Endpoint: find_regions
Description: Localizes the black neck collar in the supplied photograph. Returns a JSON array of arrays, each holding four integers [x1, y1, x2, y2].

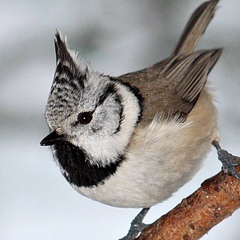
[[53, 142, 123, 187]]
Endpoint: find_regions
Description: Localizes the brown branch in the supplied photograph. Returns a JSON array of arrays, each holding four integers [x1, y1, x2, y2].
[[136, 167, 240, 240]]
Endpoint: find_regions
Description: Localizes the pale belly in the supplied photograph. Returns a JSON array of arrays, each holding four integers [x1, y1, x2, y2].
[[73, 89, 218, 208]]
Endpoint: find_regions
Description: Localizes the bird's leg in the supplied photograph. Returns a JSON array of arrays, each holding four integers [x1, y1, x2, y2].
[[212, 140, 240, 180], [119, 208, 150, 240]]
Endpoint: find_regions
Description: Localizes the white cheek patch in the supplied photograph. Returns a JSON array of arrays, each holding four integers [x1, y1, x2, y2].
[[91, 100, 121, 135], [71, 81, 141, 166]]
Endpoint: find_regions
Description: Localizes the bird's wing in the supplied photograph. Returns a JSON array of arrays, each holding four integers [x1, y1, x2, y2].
[[118, 0, 221, 124], [118, 49, 222, 124]]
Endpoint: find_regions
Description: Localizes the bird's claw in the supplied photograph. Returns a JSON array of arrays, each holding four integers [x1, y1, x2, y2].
[[212, 140, 240, 180], [119, 208, 149, 240]]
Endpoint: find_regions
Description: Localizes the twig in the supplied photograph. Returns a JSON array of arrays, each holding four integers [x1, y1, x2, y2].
[[136, 167, 240, 240]]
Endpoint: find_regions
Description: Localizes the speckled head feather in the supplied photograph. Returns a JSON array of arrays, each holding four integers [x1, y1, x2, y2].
[[45, 32, 88, 129], [44, 31, 142, 169]]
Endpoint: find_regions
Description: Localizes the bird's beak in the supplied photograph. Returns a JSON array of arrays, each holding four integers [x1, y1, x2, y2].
[[40, 130, 65, 146]]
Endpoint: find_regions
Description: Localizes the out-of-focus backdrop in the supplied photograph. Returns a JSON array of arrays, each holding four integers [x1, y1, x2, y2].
[[1, 1, 240, 239]]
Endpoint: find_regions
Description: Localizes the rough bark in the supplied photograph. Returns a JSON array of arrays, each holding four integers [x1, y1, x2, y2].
[[137, 167, 240, 240]]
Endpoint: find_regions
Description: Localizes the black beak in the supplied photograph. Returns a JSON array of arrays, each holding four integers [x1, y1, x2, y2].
[[40, 130, 65, 146]]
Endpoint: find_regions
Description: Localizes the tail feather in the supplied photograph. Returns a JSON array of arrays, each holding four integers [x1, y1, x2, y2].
[[172, 0, 219, 56]]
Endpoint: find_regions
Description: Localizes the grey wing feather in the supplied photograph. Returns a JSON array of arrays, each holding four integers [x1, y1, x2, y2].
[[164, 49, 222, 103]]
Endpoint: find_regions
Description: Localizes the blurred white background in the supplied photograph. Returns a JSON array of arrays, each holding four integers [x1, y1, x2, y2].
[[1, 1, 240, 239]]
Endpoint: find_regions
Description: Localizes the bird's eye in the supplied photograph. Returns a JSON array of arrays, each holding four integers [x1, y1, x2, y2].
[[78, 112, 93, 124]]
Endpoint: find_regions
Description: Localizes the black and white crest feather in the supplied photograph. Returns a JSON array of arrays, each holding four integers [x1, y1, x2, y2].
[[46, 32, 86, 128], [44, 31, 142, 187]]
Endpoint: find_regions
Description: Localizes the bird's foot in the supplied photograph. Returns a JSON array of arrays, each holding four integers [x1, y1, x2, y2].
[[119, 208, 150, 240], [212, 140, 240, 180]]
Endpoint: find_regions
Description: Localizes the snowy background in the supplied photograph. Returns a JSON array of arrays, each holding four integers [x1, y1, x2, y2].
[[1, 1, 240, 239]]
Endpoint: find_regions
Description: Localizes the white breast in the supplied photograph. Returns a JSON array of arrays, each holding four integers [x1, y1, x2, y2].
[[72, 88, 218, 208]]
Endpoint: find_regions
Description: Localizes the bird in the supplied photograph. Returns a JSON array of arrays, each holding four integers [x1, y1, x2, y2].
[[40, 0, 238, 239]]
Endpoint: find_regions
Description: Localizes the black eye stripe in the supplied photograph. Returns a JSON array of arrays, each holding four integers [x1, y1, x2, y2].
[[97, 83, 118, 107], [112, 102, 124, 134]]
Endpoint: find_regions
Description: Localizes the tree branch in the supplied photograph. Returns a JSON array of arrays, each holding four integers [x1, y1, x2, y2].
[[136, 167, 240, 240]]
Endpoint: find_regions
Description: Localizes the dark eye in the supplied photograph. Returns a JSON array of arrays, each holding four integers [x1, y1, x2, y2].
[[78, 112, 93, 124]]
